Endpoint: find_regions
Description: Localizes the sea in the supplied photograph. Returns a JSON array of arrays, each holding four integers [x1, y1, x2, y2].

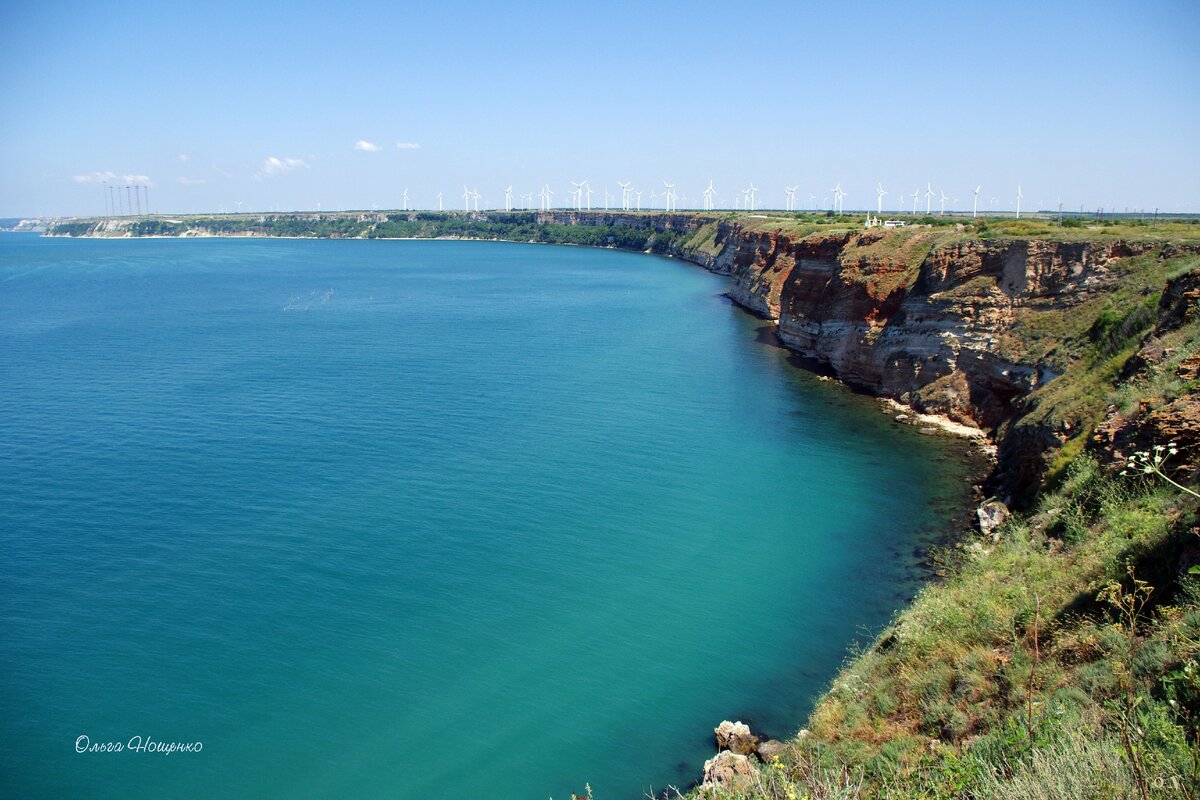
[[0, 234, 972, 799]]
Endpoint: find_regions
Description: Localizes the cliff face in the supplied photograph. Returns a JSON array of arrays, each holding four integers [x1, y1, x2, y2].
[[531, 210, 710, 232], [676, 223, 1196, 503], [781, 237, 1155, 425]]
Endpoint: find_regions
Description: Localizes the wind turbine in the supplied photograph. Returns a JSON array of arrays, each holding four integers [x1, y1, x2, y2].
[[570, 181, 585, 211], [504, 185, 513, 212], [912, 188, 920, 215], [1016, 185, 1023, 219], [635, 191, 642, 211], [618, 181, 632, 211], [925, 183, 935, 215], [972, 185, 981, 218], [831, 183, 845, 214], [784, 185, 797, 212], [662, 181, 676, 211], [704, 180, 716, 212], [747, 183, 757, 211], [402, 188, 409, 211], [472, 187, 481, 212], [584, 181, 594, 211], [876, 183, 887, 216], [437, 191, 444, 211], [939, 191, 949, 216], [462, 185, 471, 212]]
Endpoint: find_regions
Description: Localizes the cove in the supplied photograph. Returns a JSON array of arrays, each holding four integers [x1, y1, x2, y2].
[[0, 236, 973, 799]]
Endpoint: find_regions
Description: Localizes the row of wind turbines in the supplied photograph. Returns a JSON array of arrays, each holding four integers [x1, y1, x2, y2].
[[387, 181, 1030, 218], [794, 182, 1026, 219], [866, 182, 1025, 219]]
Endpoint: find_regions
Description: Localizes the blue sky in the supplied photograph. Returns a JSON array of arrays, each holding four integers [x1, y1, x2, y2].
[[1, 0, 1197, 217]]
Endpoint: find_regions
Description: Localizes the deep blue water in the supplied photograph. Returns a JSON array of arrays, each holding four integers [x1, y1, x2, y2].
[[0, 235, 968, 799]]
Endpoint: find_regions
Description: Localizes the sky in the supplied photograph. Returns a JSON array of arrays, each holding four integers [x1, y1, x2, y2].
[[1, 0, 1197, 217]]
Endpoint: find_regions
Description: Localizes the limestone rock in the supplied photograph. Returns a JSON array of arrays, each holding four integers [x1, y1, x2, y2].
[[714, 720, 759, 755], [977, 499, 1010, 540], [701, 751, 754, 792], [756, 739, 787, 761]]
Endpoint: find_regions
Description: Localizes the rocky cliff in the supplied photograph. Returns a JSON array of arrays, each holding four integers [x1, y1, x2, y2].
[[673, 222, 1200, 504]]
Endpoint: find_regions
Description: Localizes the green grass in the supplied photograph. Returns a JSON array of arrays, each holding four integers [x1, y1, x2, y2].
[[676, 220, 723, 257], [682, 455, 1200, 799]]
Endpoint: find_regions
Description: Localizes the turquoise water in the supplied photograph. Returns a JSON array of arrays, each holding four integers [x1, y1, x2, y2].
[[0, 235, 968, 799]]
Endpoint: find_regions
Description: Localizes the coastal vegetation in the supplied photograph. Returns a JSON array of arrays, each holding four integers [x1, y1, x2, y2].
[[682, 468, 1199, 798], [724, 457, 1200, 800], [47, 212, 696, 252]]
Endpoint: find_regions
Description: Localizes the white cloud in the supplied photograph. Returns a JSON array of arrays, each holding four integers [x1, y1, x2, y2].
[[72, 171, 152, 186], [178, 176, 206, 186], [72, 170, 117, 184], [395, 142, 422, 150], [177, 153, 191, 162], [354, 140, 382, 152], [254, 156, 309, 181], [211, 164, 235, 178]]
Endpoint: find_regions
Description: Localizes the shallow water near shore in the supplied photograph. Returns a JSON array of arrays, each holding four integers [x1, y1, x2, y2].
[[0, 235, 973, 799]]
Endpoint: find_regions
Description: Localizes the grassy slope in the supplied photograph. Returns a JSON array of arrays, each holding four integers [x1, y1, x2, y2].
[[703, 469, 1199, 799], [732, 212, 1200, 246], [1003, 253, 1200, 483]]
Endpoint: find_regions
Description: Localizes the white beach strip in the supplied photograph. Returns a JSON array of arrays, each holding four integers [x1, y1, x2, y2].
[[880, 398, 988, 439]]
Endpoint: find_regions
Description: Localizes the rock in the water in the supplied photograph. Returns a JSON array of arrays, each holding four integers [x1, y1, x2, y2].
[[701, 751, 754, 792], [977, 499, 1010, 540], [895, 413, 910, 422], [714, 720, 759, 755], [756, 738, 787, 761]]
